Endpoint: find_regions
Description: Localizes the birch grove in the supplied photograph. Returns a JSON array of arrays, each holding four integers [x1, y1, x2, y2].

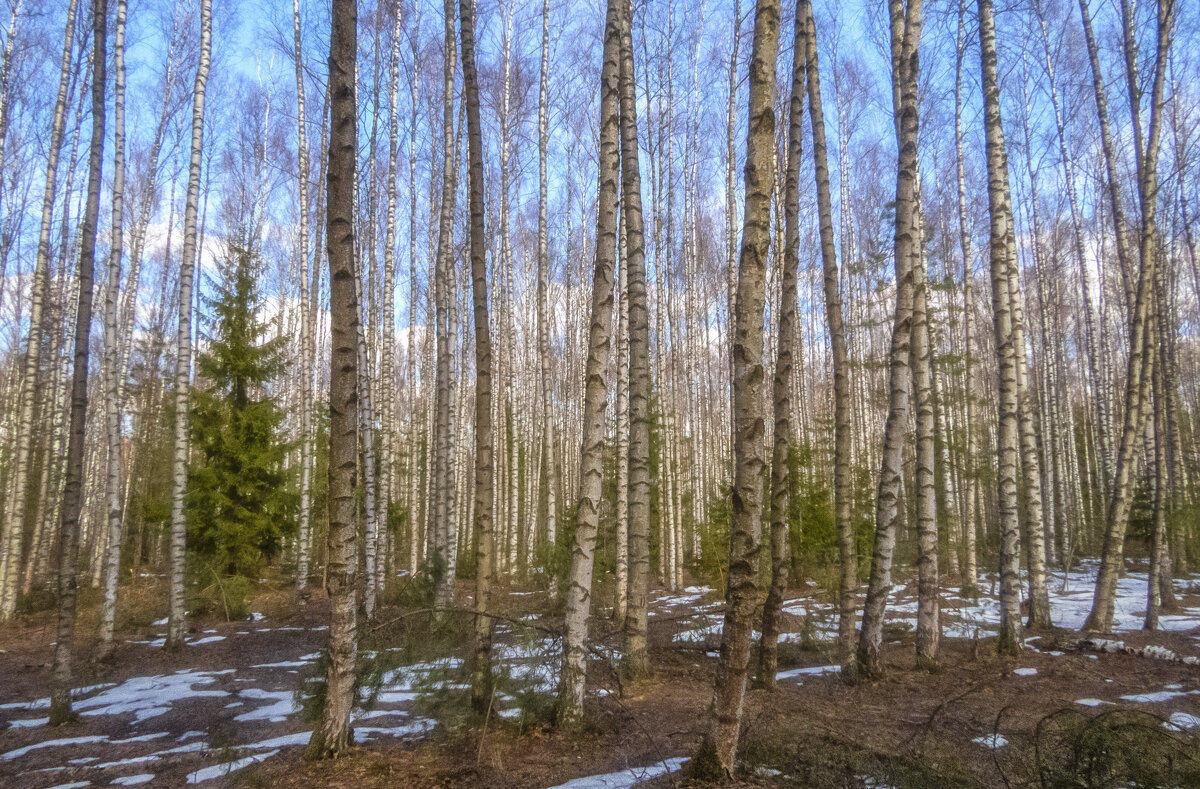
[[0, 0, 1198, 780]]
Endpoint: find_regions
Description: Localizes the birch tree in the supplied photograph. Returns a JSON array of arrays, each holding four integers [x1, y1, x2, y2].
[[758, 0, 804, 688], [459, 0, 494, 715], [166, 0, 212, 651], [698, 0, 779, 775], [618, 0, 652, 680], [978, 0, 1023, 654], [1085, 0, 1176, 634], [0, 0, 79, 622], [308, 0, 360, 759], [50, 0, 106, 726], [557, 0, 620, 729], [429, 0, 458, 607], [858, 0, 922, 681], [799, 0, 854, 673], [292, 0, 315, 597], [97, 0, 127, 659]]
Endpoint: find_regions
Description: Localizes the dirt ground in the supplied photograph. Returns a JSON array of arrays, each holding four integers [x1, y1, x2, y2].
[[2, 575, 1200, 788], [246, 624, 1200, 788]]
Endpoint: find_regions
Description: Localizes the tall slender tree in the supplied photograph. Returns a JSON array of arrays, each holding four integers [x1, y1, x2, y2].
[[166, 0, 212, 651], [758, 0, 805, 688], [459, 0, 494, 715], [557, 0, 621, 730], [49, 0, 106, 726], [307, 0, 359, 758], [97, 0, 128, 659], [0, 0, 79, 622], [292, 0, 316, 598], [698, 0, 779, 775], [1084, 0, 1176, 634], [978, 0, 1023, 654], [858, 0, 922, 680], [799, 0, 854, 674], [618, 0, 651, 680], [429, 0, 459, 607]]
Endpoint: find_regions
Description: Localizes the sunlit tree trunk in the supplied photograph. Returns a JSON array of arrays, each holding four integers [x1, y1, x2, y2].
[[459, 0, 494, 715], [97, 0, 127, 659], [292, 0, 315, 597], [912, 205, 939, 669], [977, 0, 1022, 655], [308, 0, 359, 759], [49, 0, 105, 726], [1084, 0, 1175, 634], [557, 0, 620, 730], [953, 0, 978, 594], [615, 233, 630, 623], [430, 0, 458, 607], [536, 0, 557, 563], [166, 0, 212, 651], [698, 0, 779, 776], [618, 0, 651, 680], [0, 0, 79, 622], [795, 0, 855, 674], [857, 0, 921, 681], [758, 0, 804, 688]]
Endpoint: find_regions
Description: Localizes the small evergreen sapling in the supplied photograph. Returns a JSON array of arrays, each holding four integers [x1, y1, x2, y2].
[[187, 247, 296, 583]]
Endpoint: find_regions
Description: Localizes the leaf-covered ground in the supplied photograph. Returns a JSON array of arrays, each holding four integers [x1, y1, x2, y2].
[[2, 562, 1199, 788]]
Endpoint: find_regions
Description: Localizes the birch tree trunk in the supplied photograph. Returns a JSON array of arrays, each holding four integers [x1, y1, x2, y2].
[[615, 232, 630, 623], [912, 210, 939, 668], [857, 0, 921, 681], [758, 0, 804, 688], [799, 0, 854, 673], [536, 0, 557, 560], [953, 0, 978, 595], [618, 0, 652, 681], [977, 0, 1023, 655], [49, 0, 105, 726], [357, 253, 379, 619], [724, 0, 741, 452], [1084, 0, 1175, 634], [308, 0, 359, 758], [557, 0, 620, 729], [292, 0, 315, 597], [166, 0, 212, 651], [97, 0, 127, 659], [697, 0, 779, 776], [429, 0, 458, 608], [0, 0, 79, 622], [459, 0, 494, 716]]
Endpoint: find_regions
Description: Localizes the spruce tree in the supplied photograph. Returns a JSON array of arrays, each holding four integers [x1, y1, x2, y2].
[[187, 247, 295, 579]]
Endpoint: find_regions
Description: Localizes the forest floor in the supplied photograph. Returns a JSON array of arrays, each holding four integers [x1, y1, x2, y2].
[[3, 561, 1200, 788]]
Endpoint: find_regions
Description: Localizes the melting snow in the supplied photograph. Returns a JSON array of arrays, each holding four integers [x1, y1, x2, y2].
[[1118, 690, 1197, 703], [542, 757, 689, 789], [973, 734, 1008, 749], [232, 689, 300, 722], [1012, 668, 1038, 676], [186, 749, 279, 783], [1166, 712, 1200, 730], [3, 736, 108, 761], [776, 665, 841, 680]]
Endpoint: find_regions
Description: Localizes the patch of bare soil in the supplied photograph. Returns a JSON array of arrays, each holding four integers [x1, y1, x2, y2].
[[247, 610, 1200, 788]]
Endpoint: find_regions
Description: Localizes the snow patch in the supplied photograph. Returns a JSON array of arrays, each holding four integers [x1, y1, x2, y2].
[[542, 757, 689, 788], [186, 749, 279, 783], [973, 734, 1008, 749]]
